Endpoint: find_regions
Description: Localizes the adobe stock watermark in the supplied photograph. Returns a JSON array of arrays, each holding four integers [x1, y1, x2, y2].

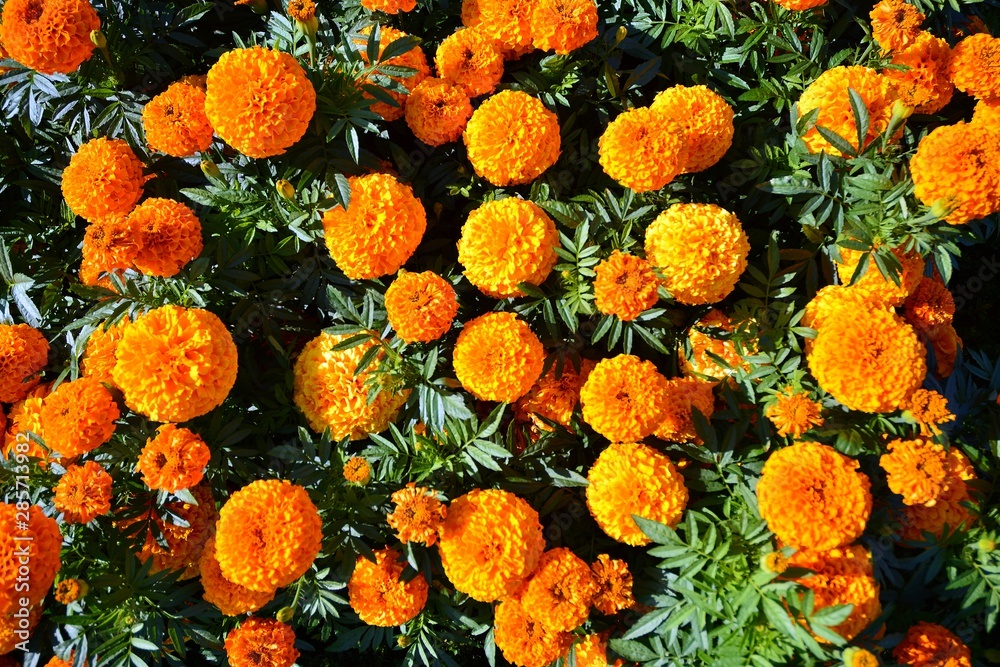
[[10, 431, 36, 652], [543, 497, 588, 546], [952, 253, 1000, 312]]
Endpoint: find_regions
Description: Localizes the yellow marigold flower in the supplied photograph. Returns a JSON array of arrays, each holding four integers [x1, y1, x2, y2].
[[590, 554, 633, 615], [205, 46, 316, 158], [435, 27, 504, 98], [787, 545, 881, 641], [679, 309, 747, 381], [457, 198, 559, 298], [142, 79, 214, 157], [802, 285, 887, 344], [0, 323, 48, 403], [949, 33, 1000, 101], [61, 137, 147, 224], [357, 26, 430, 121], [293, 332, 407, 439], [80, 317, 130, 387], [0, 503, 61, 615], [894, 622, 971, 667], [113, 305, 238, 422], [797, 66, 899, 156], [521, 548, 597, 632], [651, 85, 735, 173], [654, 376, 715, 443], [599, 107, 688, 192], [904, 276, 955, 332], [286, 0, 315, 20], [762, 551, 789, 574], [808, 306, 926, 412], [0, 607, 41, 655], [645, 203, 750, 306], [870, 0, 925, 52], [39, 377, 119, 458], [515, 358, 595, 431], [348, 547, 428, 627], [54, 578, 87, 604], [570, 634, 614, 667], [343, 457, 372, 485], [765, 388, 824, 438], [2, 385, 50, 464], [477, 0, 535, 54], [593, 250, 659, 321], [0, 0, 99, 74], [404, 77, 473, 146], [385, 270, 458, 344], [971, 97, 1000, 126], [883, 31, 953, 115], [199, 537, 275, 616], [580, 354, 669, 442], [757, 441, 872, 551], [773, 0, 827, 10], [361, 0, 416, 13], [587, 442, 688, 545], [215, 479, 323, 593], [387, 483, 446, 546], [910, 122, 1000, 224], [453, 312, 544, 403], [464, 90, 561, 186], [128, 198, 204, 277], [903, 388, 955, 436], [225, 617, 299, 667], [120, 483, 217, 577], [843, 648, 880, 667], [321, 173, 427, 280], [493, 590, 574, 667], [136, 424, 211, 492], [53, 461, 112, 524], [529, 0, 598, 54], [835, 246, 924, 307], [437, 488, 544, 602], [880, 437, 959, 506]]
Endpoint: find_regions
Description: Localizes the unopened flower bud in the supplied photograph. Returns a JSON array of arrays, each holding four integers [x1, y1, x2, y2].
[[615, 26, 628, 46], [978, 538, 996, 553], [276, 606, 295, 623], [276, 179, 295, 200], [200, 160, 221, 179], [930, 198, 954, 220], [891, 99, 914, 121], [90, 30, 107, 49]]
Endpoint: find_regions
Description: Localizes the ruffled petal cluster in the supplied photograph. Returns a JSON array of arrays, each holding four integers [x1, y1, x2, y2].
[[521, 548, 596, 632], [599, 107, 689, 192], [529, 0, 598, 55], [910, 122, 1000, 224], [883, 31, 953, 115], [654, 376, 715, 443], [39, 376, 119, 458], [0, 0, 99, 74], [348, 547, 428, 626], [128, 198, 204, 277], [580, 354, 670, 442], [834, 246, 924, 307], [405, 77, 473, 146], [199, 537, 275, 616], [590, 554, 633, 615], [142, 78, 214, 157], [651, 85, 735, 173], [679, 309, 747, 381], [452, 312, 544, 403], [949, 33, 1000, 101], [493, 591, 573, 667], [593, 250, 659, 321], [515, 358, 595, 431], [61, 137, 147, 224], [80, 318, 130, 387], [0, 503, 62, 615], [797, 66, 898, 156], [53, 461, 112, 524], [225, 617, 299, 667], [385, 270, 459, 343], [870, 0, 925, 52], [136, 424, 211, 492], [435, 27, 504, 98], [0, 323, 48, 403]]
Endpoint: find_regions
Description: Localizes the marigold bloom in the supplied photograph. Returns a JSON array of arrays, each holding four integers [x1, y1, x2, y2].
[[293, 332, 407, 439], [357, 26, 430, 121], [787, 545, 881, 641], [798, 66, 899, 156], [972, 97, 1000, 126], [136, 424, 211, 492], [654, 376, 714, 443], [205, 46, 316, 158], [435, 27, 504, 98], [128, 198, 204, 277], [215, 479, 323, 593], [844, 648, 880, 667], [113, 305, 238, 422], [0, 0, 99, 74], [870, 0, 925, 52], [910, 122, 1000, 224], [893, 622, 971, 667], [348, 547, 428, 626], [452, 312, 545, 403], [142, 79, 214, 157], [121, 483, 217, 577], [0, 503, 62, 614], [322, 173, 427, 280], [949, 33, 1000, 101], [461, 0, 481, 26], [286, 0, 315, 19], [926, 322, 961, 377], [802, 285, 887, 347], [343, 457, 372, 485], [385, 271, 458, 344], [571, 635, 614, 667], [772, 0, 826, 9], [0, 323, 48, 403], [199, 537, 275, 616], [477, 0, 535, 54], [515, 358, 595, 431], [762, 551, 789, 574], [361, 0, 415, 13], [521, 548, 596, 632], [651, 85, 735, 173], [904, 276, 955, 332], [61, 137, 147, 224], [590, 554, 633, 615], [593, 250, 659, 321], [580, 354, 669, 442], [39, 377, 119, 458], [529, 0, 598, 54], [901, 471, 977, 541], [404, 77, 473, 146], [458, 198, 559, 298], [883, 31, 953, 115], [757, 441, 872, 551], [599, 107, 688, 192], [645, 203, 750, 306], [493, 591, 574, 667], [835, 246, 925, 307], [880, 437, 958, 506], [2, 385, 49, 464], [437, 488, 544, 601], [80, 317, 130, 387], [54, 578, 87, 604], [387, 483, 446, 545], [225, 618, 299, 667], [54, 461, 112, 524], [903, 388, 955, 436], [79, 214, 138, 289], [765, 388, 824, 438], [680, 309, 747, 381]]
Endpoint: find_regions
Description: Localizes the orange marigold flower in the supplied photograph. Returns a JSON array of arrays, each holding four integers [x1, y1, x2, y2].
[[199, 537, 275, 616], [870, 0, 925, 52], [765, 388, 824, 438], [894, 622, 971, 667], [113, 305, 238, 422], [54, 578, 87, 604], [515, 358, 595, 431], [343, 457, 372, 485], [225, 617, 299, 667], [0, 0, 99, 74], [348, 547, 428, 626], [903, 388, 955, 436], [645, 203, 750, 306], [593, 250, 659, 321], [387, 483, 446, 546], [215, 479, 323, 593], [357, 26, 430, 121], [128, 198, 204, 277], [599, 107, 688, 192], [53, 461, 112, 524], [522, 548, 597, 632], [293, 332, 407, 439], [435, 27, 504, 98], [926, 322, 961, 377], [901, 469, 977, 541], [835, 246, 925, 307], [654, 376, 715, 443], [910, 122, 1000, 224], [464, 90, 561, 186], [205, 46, 316, 158], [477, 0, 535, 54], [39, 377, 119, 458], [587, 442, 688, 545], [904, 276, 955, 332], [2, 385, 50, 464], [797, 66, 899, 156], [972, 97, 1000, 126], [120, 483, 217, 577], [142, 79, 214, 157], [80, 213, 138, 288], [404, 77, 473, 146], [844, 648, 880, 667], [61, 137, 147, 224], [437, 488, 544, 602], [773, 0, 827, 10], [880, 437, 959, 506], [457, 198, 559, 298], [321, 173, 427, 280], [0, 503, 62, 614], [883, 31, 953, 115], [570, 634, 613, 667], [590, 554, 634, 615], [461, 0, 481, 26], [385, 271, 458, 344], [803, 285, 887, 335], [493, 590, 574, 667], [787, 545, 882, 641], [949, 33, 1000, 100], [651, 85, 735, 173], [42, 656, 71, 667], [80, 317, 130, 387], [679, 309, 747, 381], [286, 0, 316, 20], [136, 424, 211, 492], [361, 0, 416, 14], [0, 323, 48, 403], [452, 312, 545, 403], [580, 354, 669, 442], [529, 0, 598, 54], [757, 441, 872, 551], [808, 306, 926, 412]]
